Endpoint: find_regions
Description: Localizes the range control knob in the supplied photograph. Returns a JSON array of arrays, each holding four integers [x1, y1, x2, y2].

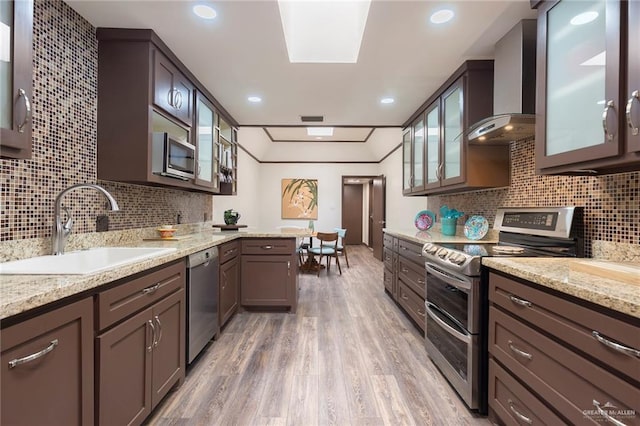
[[449, 254, 466, 265], [437, 248, 449, 258], [423, 243, 438, 255]]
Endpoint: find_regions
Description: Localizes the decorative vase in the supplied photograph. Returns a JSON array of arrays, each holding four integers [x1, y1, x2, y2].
[[224, 209, 240, 225], [441, 217, 457, 236]]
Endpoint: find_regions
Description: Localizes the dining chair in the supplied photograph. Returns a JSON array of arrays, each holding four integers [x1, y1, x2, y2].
[[322, 228, 349, 267], [307, 232, 341, 276]]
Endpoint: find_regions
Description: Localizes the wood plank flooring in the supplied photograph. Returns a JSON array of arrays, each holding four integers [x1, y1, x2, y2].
[[147, 246, 489, 425]]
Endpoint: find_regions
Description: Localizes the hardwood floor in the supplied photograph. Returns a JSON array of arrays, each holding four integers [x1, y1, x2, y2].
[[147, 245, 489, 425]]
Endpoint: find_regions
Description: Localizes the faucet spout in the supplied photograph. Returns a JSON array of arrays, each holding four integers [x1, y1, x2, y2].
[[52, 184, 120, 255]]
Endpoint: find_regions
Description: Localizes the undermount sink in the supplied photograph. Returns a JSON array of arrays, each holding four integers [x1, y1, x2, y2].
[[0, 247, 177, 275]]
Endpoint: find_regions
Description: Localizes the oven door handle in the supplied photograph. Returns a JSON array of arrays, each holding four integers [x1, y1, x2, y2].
[[425, 262, 472, 292], [425, 302, 471, 343]]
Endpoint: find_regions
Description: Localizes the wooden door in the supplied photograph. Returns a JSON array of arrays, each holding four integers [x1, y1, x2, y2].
[[151, 289, 185, 408], [97, 308, 153, 426], [342, 184, 363, 245], [371, 175, 386, 261]]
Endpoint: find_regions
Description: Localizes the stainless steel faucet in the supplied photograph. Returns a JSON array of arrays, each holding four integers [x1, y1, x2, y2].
[[52, 184, 120, 255]]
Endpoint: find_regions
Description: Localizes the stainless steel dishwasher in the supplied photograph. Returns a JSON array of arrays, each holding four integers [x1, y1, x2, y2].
[[186, 246, 219, 364]]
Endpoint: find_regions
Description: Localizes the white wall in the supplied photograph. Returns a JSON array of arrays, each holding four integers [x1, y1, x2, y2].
[[217, 127, 429, 233], [212, 148, 262, 227], [258, 163, 379, 231], [379, 148, 428, 230]]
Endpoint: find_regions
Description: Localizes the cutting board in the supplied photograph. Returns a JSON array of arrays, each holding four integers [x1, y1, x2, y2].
[[570, 260, 640, 285], [143, 235, 193, 242]]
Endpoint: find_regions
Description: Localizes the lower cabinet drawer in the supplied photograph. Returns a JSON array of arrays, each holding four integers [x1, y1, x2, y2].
[[489, 358, 564, 426], [398, 256, 425, 299], [383, 233, 395, 249], [383, 247, 394, 271], [398, 238, 423, 266], [241, 238, 295, 255], [490, 306, 640, 425], [398, 280, 425, 331], [219, 240, 239, 264], [97, 260, 185, 331]]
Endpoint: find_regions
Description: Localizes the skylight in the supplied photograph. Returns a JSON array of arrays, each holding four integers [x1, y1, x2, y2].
[[277, 0, 371, 63], [307, 127, 334, 137]]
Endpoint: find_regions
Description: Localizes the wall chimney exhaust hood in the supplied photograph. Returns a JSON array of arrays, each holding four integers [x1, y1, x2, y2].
[[468, 20, 537, 145]]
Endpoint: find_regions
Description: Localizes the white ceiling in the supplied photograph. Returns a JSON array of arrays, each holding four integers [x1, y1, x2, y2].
[[66, 0, 537, 128]]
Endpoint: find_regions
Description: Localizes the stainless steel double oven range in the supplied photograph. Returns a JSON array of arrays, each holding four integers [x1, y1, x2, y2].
[[421, 207, 584, 414]]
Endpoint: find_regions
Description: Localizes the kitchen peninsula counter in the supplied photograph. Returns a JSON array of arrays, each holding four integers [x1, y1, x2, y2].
[[483, 257, 640, 319], [0, 229, 309, 321]]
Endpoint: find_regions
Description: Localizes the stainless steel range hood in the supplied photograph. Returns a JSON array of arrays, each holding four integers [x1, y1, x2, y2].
[[468, 20, 537, 145]]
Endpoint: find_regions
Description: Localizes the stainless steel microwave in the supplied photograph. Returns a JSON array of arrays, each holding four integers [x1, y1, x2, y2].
[[152, 132, 195, 180]]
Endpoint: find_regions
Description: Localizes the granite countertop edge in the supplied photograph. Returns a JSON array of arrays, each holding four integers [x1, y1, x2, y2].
[[482, 257, 640, 320], [0, 230, 308, 321], [383, 228, 499, 244]]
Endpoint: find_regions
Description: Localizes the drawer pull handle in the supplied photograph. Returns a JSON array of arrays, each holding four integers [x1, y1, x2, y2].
[[142, 283, 161, 295], [417, 308, 425, 318], [509, 295, 532, 308], [401, 293, 408, 300], [155, 316, 162, 347], [8, 339, 59, 369], [593, 400, 629, 426], [261, 245, 273, 250], [417, 278, 425, 284], [592, 331, 640, 358], [508, 340, 533, 360], [401, 267, 409, 273], [507, 399, 532, 424]]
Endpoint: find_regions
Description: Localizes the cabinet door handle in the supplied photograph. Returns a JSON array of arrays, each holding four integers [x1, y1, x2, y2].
[[173, 89, 183, 110], [507, 399, 532, 424], [261, 245, 273, 250], [142, 283, 161, 295], [16, 88, 31, 133], [602, 100, 617, 141], [155, 315, 162, 347], [592, 331, 640, 358], [593, 400, 629, 426], [417, 308, 425, 318], [8, 339, 58, 369], [287, 261, 291, 277], [508, 340, 533, 360], [509, 294, 532, 308], [167, 88, 174, 108], [147, 320, 156, 352], [627, 90, 639, 136]]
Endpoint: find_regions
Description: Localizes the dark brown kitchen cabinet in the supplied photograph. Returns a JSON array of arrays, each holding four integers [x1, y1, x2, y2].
[[382, 232, 425, 332], [0, 0, 33, 159], [219, 240, 240, 327], [535, 0, 640, 174], [1, 297, 94, 425], [627, 0, 640, 154], [96, 28, 238, 194], [240, 238, 298, 312], [153, 50, 193, 126], [487, 271, 640, 425], [219, 119, 238, 195], [402, 61, 510, 195], [96, 261, 186, 426]]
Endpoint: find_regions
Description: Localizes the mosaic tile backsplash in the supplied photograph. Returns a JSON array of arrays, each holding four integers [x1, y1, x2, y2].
[[428, 140, 640, 257], [0, 0, 212, 242]]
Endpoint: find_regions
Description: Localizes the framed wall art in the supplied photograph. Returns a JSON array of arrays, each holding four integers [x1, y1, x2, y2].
[[281, 178, 318, 219]]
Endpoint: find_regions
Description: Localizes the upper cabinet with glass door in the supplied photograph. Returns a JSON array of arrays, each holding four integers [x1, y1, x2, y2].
[[194, 92, 219, 192], [218, 117, 237, 195], [535, 0, 639, 173], [402, 60, 509, 196], [1, 0, 33, 159], [402, 115, 425, 194], [626, 0, 640, 154]]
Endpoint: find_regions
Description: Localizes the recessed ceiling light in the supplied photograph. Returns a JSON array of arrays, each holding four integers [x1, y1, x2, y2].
[[248, 96, 262, 103], [430, 9, 454, 24], [570, 11, 598, 25], [278, 0, 371, 63], [193, 4, 217, 20], [380, 97, 395, 104], [307, 127, 334, 137]]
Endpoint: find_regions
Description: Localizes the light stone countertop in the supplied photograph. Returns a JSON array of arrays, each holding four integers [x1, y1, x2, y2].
[[383, 227, 499, 245], [482, 257, 640, 319], [0, 229, 309, 321]]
